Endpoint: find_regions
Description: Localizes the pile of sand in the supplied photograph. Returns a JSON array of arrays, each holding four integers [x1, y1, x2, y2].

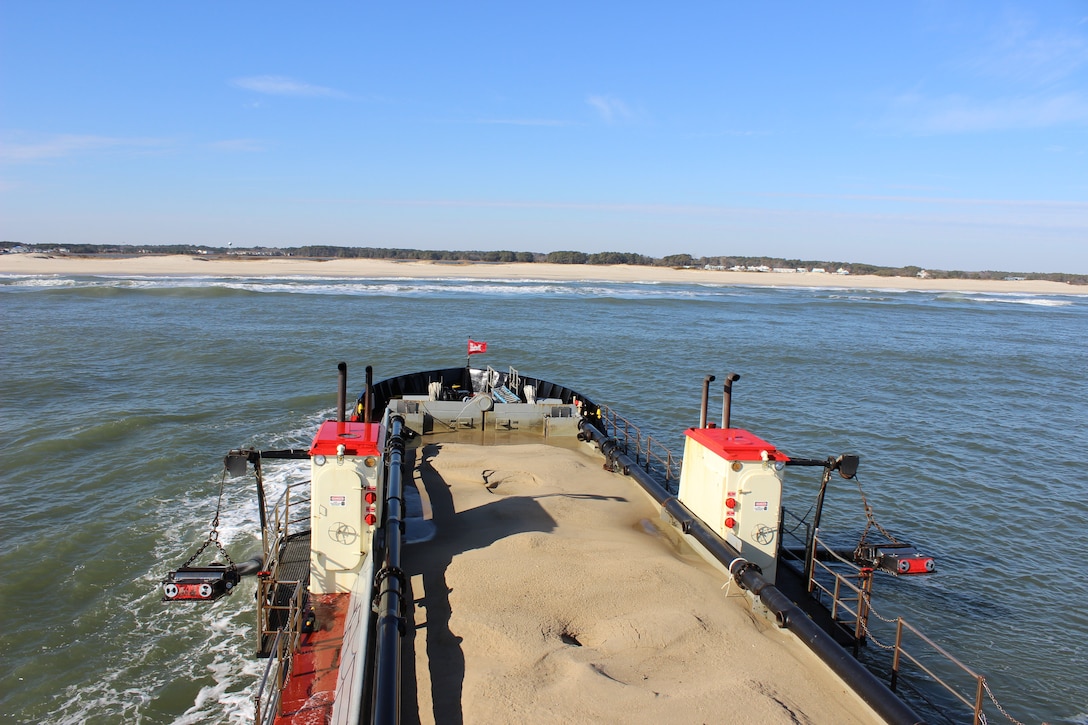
[[403, 441, 880, 724]]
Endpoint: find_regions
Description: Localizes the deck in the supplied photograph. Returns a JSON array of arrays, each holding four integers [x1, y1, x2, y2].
[[397, 434, 883, 725]]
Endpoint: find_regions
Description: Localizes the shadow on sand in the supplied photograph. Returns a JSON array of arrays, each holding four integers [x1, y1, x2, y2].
[[398, 442, 623, 725]]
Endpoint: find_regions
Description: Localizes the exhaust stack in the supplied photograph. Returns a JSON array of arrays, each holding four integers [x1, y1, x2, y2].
[[721, 373, 740, 429], [364, 365, 374, 424], [699, 375, 716, 428], [337, 362, 348, 423]]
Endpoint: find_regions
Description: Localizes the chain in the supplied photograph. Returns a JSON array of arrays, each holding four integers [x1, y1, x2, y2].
[[983, 679, 1025, 725], [181, 467, 236, 571], [859, 618, 897, 650], [854, 473, 901, 548]]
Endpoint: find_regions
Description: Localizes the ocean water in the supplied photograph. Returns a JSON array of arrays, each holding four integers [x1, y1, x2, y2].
[[1, 272, 1085, 724]]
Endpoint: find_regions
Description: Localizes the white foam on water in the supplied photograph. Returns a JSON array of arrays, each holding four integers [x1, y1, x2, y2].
[[937, 291, 1075, 307]]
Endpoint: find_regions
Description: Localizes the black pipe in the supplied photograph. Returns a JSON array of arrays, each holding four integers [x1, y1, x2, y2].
[[721, 373, 740, 429], [365, 365, 374, 424], [337, 362, 348, 423], [579, 421, 925, 725], [699, 375, 716, 428], [372, 414, 407, 725], [234, 556, 264, 577], [806, 465, 834, 583]]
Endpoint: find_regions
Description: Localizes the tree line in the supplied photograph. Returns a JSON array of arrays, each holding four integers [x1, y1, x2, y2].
[[2, 241, 1084, 285]]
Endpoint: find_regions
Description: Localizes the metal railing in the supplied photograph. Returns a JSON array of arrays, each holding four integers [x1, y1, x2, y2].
[[253, 475, 311, 723], [779, 507, 811, 568], [596, 404, 682, 490], [805, 533, 996, 723], [257, 479, 310, 646]]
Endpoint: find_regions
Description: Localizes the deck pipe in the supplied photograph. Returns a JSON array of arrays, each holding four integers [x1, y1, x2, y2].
[[365, 365, 374, 424], [721, 372, 741, 429], [337, 362, 348, 423], [372, 414, 407, 725], [578, 421, 925, 725], [699, 375, 716, 428]]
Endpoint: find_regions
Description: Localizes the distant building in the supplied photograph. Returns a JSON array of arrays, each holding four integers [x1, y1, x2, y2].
[[917, 269, 929, 279], [836, 268, 850, 275], [772, 267, 798, 274], [811, 268, 826, 274]]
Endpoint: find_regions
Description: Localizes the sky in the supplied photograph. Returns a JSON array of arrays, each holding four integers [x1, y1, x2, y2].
[[2, 2, 1087, 273]]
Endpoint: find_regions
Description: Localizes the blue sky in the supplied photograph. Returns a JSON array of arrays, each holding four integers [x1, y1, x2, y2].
[[2, 2, 1087, 273]]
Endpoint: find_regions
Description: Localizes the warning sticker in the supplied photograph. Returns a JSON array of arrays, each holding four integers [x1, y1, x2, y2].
[[330, 495, 347, 507], [754, 501, 769, 511]]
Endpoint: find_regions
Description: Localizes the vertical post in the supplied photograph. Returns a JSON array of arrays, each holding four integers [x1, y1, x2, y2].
[[891, 618, 904, 691], [805, 464, 834, 582], [807, 530, 819, 593], [253, 455, 268, 559]]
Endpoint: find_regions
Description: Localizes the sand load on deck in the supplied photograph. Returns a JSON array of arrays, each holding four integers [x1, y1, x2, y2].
[[403, 441, 880, 725]]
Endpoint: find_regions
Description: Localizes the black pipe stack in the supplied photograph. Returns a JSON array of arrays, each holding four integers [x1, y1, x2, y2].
[[699, 375, 716, 428], [337, 362, 348, 423], [365, 365, 374, 424], [721, 372, 740, 429]]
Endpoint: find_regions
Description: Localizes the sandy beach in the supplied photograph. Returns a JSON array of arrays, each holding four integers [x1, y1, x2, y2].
[[2, 253, 1084, 295], [405, 439, 883, 724]]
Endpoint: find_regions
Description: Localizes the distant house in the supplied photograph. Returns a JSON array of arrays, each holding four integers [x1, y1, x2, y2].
[[811, 268, 826, 274], [917, 269, 930, 279], [836, 268, 850, 275]]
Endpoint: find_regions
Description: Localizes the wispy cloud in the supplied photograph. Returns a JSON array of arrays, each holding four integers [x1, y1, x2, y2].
[[0, 134, 171, 162], [350, 195, 1088, 217], [587, 94, 634, 124], [965, 11, 1088, 86], [885, 90, 1088, 133], [881, 11, 1088, 134], [231, 75, 348, 99], [759, 191, 1088, 210]]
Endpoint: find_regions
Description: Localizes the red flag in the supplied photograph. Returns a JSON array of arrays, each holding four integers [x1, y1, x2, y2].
[[467, 339, 488, 355]]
